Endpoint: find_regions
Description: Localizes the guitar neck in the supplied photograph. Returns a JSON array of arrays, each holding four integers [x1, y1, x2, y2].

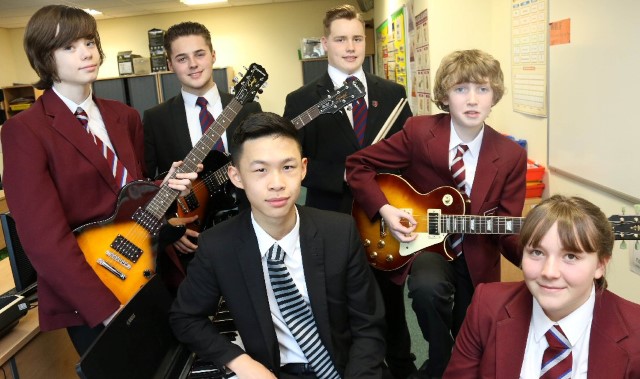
[[291, 106, 321, 130], [437, 213, 525, 235], [145, 99, 243, 219]]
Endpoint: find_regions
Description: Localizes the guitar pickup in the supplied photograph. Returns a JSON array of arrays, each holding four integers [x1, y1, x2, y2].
[[183, 192, 200, 211], [111, 235, 143, 263]]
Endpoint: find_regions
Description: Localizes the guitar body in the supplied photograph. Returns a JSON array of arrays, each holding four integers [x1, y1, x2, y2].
[[74, 181, 163, 304], [352, 174, 466, 271], [176, 150, 237, 232]]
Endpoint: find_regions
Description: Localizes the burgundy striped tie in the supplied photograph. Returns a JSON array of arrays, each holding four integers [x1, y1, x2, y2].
[[196, 97, 224, 152], [540, 325, 572, 379], [449, 144, 469, 256], [75, 107, 132, 188], [346, 76, 367, 147]]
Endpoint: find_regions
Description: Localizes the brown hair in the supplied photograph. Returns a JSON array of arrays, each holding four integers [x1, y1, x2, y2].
[[164, 21, 213, 58], [519, 195, 614, 289], [433, 49, 505, 112], [323, 4, 364, 36], [24, 5, 105, 90]]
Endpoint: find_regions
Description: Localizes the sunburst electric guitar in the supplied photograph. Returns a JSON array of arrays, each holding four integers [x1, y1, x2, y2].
[[175, 77, 367, 232], [352, 174, 639, 271], [74, 63, 268, 303]]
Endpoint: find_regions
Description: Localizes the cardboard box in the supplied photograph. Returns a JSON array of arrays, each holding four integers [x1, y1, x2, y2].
[[150, 49, 168, 72], [117, 51, 141, 76], [148, 28, 165, 48], [133, 57, 151, 75]]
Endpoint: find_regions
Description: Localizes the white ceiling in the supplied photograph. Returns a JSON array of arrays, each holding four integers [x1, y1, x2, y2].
[[0, 0, 306, 29]]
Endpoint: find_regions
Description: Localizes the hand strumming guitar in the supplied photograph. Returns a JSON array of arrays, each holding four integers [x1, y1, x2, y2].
[[379, 204, 418, 243]]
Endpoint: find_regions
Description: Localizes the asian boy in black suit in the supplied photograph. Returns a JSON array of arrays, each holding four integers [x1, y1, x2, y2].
[[170, 112, 386, 378]]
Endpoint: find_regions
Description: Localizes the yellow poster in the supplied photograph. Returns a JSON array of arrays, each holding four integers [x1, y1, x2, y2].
[[376, 7, 407, 88]]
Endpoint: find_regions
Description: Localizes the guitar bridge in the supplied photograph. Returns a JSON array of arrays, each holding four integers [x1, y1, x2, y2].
[[183, 192, 200, 211], [97, 258, 126, 281]]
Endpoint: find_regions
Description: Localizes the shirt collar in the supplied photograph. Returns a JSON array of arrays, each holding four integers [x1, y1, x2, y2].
[[252, 208, 301, 260], [327, 64, 366, 89], [53, 86, 95, 114], [449, 120, 484, 159], [181, 84, 220, 109], [531, 284, 596, 347]]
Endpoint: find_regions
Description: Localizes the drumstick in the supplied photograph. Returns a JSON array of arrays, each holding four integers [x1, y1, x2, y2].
[[373, 98, 407, 144]]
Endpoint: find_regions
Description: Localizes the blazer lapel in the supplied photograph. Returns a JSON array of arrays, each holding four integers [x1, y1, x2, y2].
[[234, 212, 280, 366], [587, 291, 629, 378], [496, 284, 532, 378], [297, 207, 334, 356], [316, 73, 360, 150], [170, 94, 193, 152], [363, 73, 383, 146], [470, 127, 499, 214], [96, 97, 138, 180], [43, 91, 118, 192], [425, 115, 455, 184]]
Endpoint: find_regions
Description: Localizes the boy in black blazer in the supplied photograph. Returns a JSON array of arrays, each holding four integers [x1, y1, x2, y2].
[[170, 112, 385, 378]]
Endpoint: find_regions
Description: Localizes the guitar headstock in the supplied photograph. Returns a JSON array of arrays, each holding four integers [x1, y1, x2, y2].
[[317, 77, 366, 114], [609, 214, 640, 240], [233, 63, 268, 104]]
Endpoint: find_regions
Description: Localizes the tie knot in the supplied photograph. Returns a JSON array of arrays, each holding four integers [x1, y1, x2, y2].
[[75, 107, 89, 127], [267, 243, 286, 263], [457, 144, 469, 155], [196, 96, 208, 109], [346, 75, 357, 83], [545, 325, 570, 350]]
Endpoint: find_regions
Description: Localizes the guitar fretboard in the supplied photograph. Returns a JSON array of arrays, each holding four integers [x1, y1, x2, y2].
[[145, 99, 243, 220], [431, 213, 525, 235], [292, 107, 321, 129]]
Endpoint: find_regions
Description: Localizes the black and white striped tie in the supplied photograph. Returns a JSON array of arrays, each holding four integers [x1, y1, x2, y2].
[[266, 243, 340, 379]]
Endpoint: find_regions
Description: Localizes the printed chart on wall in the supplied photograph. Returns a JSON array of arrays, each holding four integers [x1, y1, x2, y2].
[[511, 0, 548, 116], [409, 7, 431, 115], [375, 7, 408, 94]]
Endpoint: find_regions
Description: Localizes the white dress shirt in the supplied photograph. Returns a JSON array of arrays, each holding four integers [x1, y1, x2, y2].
[[519, 285, 595, 378], [251, 208, 309, 365], [181, 84, 228, 152], [448, 122, 484, 196], [327, 64, 368, 128]]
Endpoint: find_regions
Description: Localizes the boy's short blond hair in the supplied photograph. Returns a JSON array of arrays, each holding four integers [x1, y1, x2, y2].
[[433, 50, 504, 112]]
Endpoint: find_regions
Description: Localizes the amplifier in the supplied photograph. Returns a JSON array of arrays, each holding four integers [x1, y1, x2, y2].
[[0, 294, 29, 338]]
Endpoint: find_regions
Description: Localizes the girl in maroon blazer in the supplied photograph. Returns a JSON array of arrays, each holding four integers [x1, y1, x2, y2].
[[444, 195, 640, 378], [1, 5, 197, 355]]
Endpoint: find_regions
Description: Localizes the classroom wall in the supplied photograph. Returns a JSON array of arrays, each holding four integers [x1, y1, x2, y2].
[[6, 0, 359, 114], [0, 27, 17, 87], [376, 0, 638, 302]]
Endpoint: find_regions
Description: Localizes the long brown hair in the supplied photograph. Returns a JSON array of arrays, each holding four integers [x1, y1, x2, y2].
[[24, 5, 104, 89]]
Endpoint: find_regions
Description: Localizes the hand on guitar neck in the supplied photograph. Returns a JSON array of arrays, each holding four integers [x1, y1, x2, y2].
[[379, 204, 419, 243]]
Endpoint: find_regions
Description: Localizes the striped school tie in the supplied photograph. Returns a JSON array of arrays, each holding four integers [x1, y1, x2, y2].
[[449, 144, 469, 256], [346, 76, 367, 147], [540, 325, 572, 379], [74, 107, 132, 188], [196, 96, 225, 152], [266, 243, 341, 379]]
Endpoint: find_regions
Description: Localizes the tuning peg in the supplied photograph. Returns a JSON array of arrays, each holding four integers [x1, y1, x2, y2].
[[257, 89, 263, 94], [261, 82, 268, 88], [254, 95, 260, 101], [232, 76, 239, 84], [620, 240, 627, 249], [635, 204, 640, 214]]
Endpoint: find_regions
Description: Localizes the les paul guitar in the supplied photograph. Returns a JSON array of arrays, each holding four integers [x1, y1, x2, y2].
[[176, 77, 367, 232], [74, 63, 268, 303], [353, 173, 640, 271]]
